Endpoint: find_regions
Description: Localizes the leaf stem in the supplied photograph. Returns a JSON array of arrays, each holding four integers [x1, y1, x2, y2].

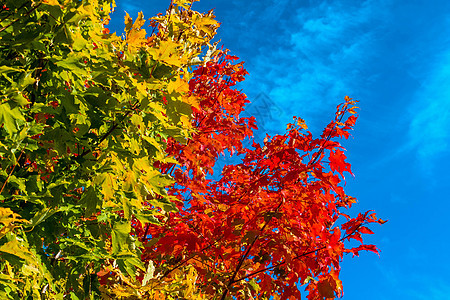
[[78, 101, 140, 159], [0, 1, 29, 24], [0, 148, 25, 194], [231, 223, 364, 283], [220, 199, 284, 300], [0, 3, 42, 34]]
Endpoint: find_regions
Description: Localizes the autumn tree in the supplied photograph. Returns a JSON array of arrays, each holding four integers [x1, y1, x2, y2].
[[0, 0, 384, 299], [135, 49, 386, 299], [0, 0, 217, 298]]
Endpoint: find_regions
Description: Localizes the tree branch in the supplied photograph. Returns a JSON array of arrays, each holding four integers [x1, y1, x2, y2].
[[220, 199, 284, 300], [0, 3, 42, 34], [231, 223, 364, 284], [77, 102, 140, 159], [0, 148, 25, 194]]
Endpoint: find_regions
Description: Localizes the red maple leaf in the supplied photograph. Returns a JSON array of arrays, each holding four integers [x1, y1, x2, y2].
[[329, 149, 352, 178]]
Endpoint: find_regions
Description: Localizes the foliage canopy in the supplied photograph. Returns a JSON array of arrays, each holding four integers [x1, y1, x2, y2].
[[0, 0, 384, 299]]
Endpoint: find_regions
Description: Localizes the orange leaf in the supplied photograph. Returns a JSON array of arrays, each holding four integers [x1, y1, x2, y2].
[[317, 279, 335, 298]]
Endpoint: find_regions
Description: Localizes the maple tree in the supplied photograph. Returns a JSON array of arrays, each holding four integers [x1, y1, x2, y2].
[[0, 0, 385, 299], [0, 0, 217, 298], [135, 52, 386, 299]]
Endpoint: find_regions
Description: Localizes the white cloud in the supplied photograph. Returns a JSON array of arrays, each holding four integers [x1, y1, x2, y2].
[[407, 50, 450, 163], [373, 261, 450, 300], [405, 276, 450, 300], [120, 2, 141, 15], [243, 0, 393, 131]]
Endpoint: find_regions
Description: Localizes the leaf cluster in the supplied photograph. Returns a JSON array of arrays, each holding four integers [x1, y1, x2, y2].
[[0, 0, 385, 299], [139, 54, 386, 299], [0, 0, 219, 298]]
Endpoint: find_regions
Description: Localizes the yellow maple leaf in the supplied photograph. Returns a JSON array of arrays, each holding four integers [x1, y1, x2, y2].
[[42, 0, 60, 6], [167, 77, 189, 94], [148, 40, 185, 67], [0, 208, 27, 238], [127, 28, 147, 50], [133, 11, 146, 30]]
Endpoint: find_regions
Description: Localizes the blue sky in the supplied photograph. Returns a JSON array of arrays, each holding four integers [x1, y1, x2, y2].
[[111, 1, 450, 299]]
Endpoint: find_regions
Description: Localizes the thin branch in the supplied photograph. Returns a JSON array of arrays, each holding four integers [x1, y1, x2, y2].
[[77, 102, 140, 159], [220, 199, 284, 300], [0, 148, 25, 194], [231, 223, 364, 283], [307, 104, 349, 168], [160, 234, 225, 280], [0, 3, 42, 34], [0, 1, 29, 24], [141, 223, 150, 242]]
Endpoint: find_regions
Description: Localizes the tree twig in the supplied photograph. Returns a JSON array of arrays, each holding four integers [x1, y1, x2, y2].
[[219, 199, 284, 300], [231, 223, 364, 283], [0, 148, 25, 194], [0, 3, 42, 34]]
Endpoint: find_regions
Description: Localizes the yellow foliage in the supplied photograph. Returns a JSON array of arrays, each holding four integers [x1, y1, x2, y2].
[[0, 207, 27, 239], [42, 0, 60, 6], [0, 0, 220, 297], [98, 262, 206, 300]]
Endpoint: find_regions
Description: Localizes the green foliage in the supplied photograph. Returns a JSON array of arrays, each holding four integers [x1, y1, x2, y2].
[[0, 0, 217, 297]]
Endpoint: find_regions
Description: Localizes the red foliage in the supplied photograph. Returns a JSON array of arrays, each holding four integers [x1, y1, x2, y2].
[[135, 50, 384, 299]]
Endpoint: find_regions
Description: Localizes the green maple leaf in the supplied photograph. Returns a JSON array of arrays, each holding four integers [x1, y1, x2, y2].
[[0, 103, 25, 135]]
